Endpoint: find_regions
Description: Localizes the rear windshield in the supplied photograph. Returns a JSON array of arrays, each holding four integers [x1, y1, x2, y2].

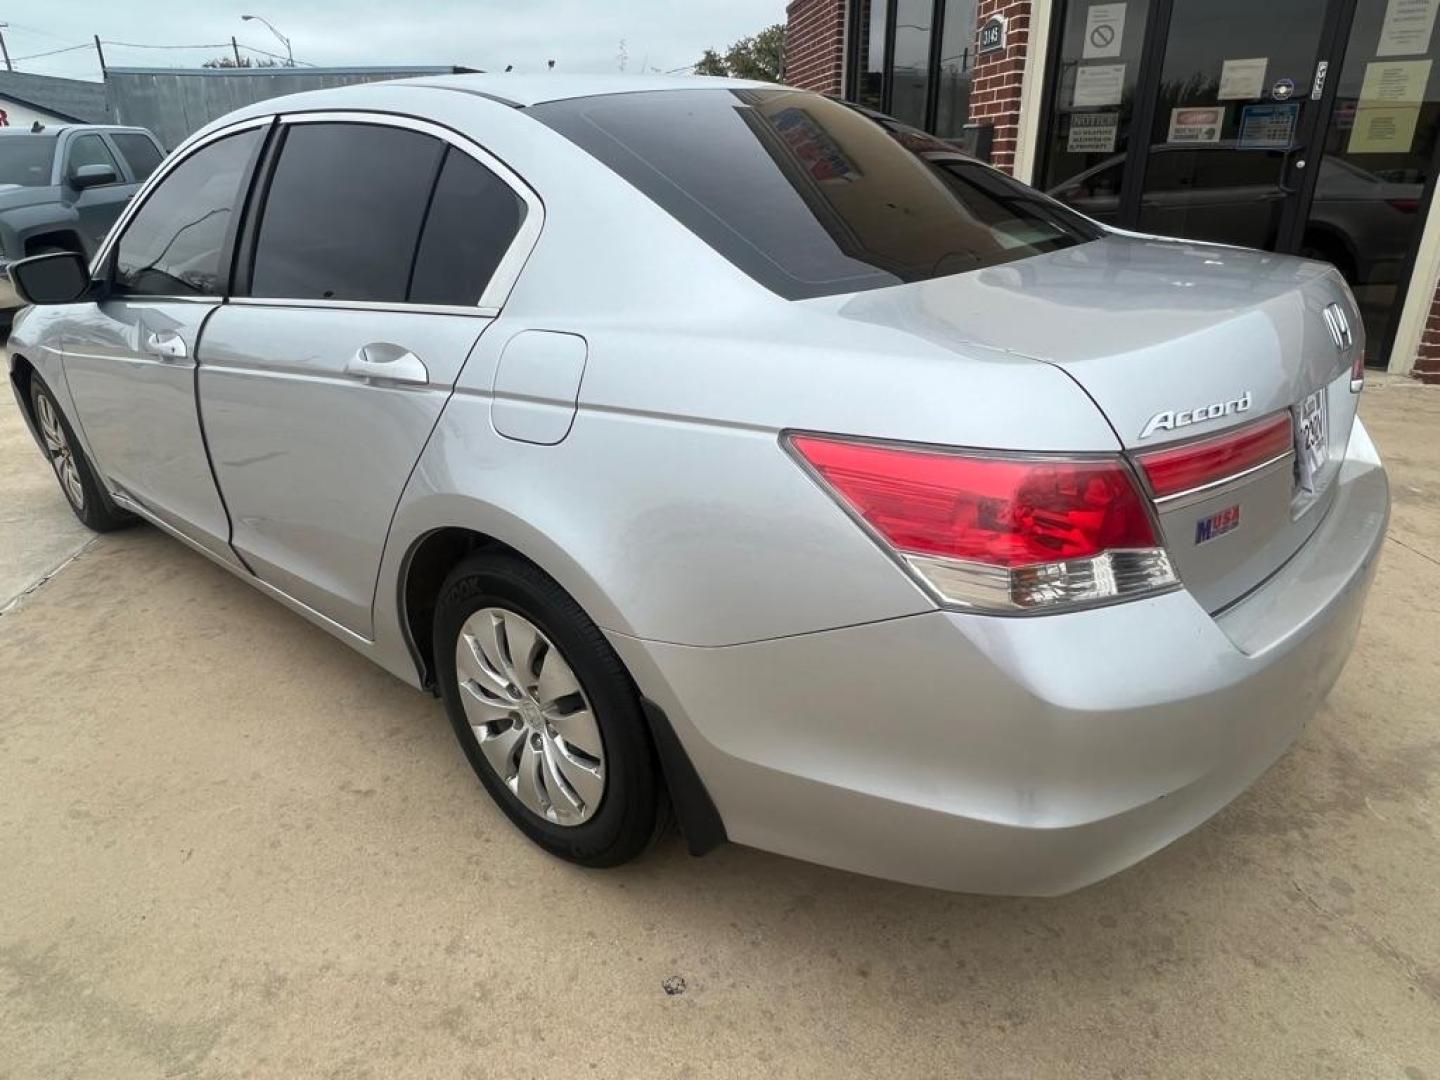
[[531, 88, 1101, 300], [0, 137, 57, 188]]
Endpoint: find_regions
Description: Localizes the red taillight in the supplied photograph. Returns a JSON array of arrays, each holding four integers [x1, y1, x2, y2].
[[788, 434, 1176, 612], [1387, 197, 1419, 214], [1135, 412, 1293, 500]]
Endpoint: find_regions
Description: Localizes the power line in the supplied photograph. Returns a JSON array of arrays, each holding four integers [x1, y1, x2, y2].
[[101, 40, 234, 50], [6, 37, 317, 70], [9, 42, 92, 62], [0, 20, 73, 43]]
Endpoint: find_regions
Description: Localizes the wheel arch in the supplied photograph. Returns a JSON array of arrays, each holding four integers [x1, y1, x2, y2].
[[7, 351, 46, 452], [394, 516, 632, 695], [393, 518, 728, 855]]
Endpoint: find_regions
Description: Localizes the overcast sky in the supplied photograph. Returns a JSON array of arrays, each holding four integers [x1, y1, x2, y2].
[[1, 0, 787, 82]]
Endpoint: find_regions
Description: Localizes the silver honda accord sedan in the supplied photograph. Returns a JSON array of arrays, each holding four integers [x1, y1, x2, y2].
[[6, 74, 1389, 895]]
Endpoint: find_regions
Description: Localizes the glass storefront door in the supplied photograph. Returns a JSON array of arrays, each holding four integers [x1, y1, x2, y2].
[[1134, 0, 1337, 250], [1042, 0, 1440, 363], [1302, 0, 1440, 361]]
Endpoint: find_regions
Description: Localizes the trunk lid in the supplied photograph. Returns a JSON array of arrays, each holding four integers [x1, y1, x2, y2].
[[828, 233, 1362, 612]]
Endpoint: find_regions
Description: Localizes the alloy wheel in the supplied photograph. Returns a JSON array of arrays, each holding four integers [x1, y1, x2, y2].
[[454, 607, 606, 826], [35, 393, 85, 511]]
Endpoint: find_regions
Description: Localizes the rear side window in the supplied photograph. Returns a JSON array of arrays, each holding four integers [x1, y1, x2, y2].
[[531, 89, 1101, 300], [0, 137, 57, 187], [114, 127, 262, 297], [249, 123, 443, 302], [65, 133, 120, 182], [111, 133, 164, 182], [409, 148, 526, 305]]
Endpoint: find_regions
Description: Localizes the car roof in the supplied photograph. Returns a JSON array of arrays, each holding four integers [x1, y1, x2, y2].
[[0, 124, 151, 137], [335, 72, 778, 108]]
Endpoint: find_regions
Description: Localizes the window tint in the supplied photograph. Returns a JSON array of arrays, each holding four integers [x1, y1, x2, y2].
[[0, 136, 57, 187], [249, 123, 443, 302], [111, 133, 164, 182], [66, 134, 120, 181], [532, 89, 1101, 300], [409, 148, 525, 305], [114, 127, 261, 298]]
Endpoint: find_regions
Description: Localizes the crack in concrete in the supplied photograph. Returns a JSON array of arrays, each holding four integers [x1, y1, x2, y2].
[[1386, 532, 1440, 569], [1291, 879, 1440, 1006], [0, 537, 99, 617]]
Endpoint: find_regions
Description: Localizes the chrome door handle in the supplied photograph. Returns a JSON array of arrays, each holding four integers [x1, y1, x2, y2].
[[144, 331, 188, 359], [345, 343, 429, 386]]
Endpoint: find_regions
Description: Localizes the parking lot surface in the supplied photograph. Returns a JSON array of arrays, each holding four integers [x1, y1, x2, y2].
[[2, 376, 1438, 1078]]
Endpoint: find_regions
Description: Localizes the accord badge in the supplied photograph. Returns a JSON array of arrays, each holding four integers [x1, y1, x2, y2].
[[1141, 391, 1252, 439]]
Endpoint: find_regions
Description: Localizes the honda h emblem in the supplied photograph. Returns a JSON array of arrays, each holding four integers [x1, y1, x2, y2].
[[1322, 303, 1353, 352]]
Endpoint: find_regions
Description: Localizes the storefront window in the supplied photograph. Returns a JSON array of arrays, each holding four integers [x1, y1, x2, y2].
[[852, 0, 890, 112], [1302, 0, 1440, 360], [1039, 0, 1440, 368], [890, 0, 935, 128], [846, 0, 980, 141], [1039, 0, 1154, 221], [934, 0, 979, 138]]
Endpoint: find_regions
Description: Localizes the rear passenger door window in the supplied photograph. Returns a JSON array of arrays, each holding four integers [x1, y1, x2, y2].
[[246, 121, 528, 307], [248, 123, 443, 302], [409, 148, 526, 305]]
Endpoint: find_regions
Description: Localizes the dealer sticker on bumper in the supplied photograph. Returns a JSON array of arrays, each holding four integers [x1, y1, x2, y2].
[[1195, 504, 1242, 545]]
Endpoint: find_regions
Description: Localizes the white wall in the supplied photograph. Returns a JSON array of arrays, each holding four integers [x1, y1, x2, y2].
[[0, 96, 72, 130]]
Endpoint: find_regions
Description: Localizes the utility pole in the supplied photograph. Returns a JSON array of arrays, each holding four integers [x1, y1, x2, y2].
[[93, 34, 107, 75], [231, 36, 243, 66], [0, 24, 13, 72]]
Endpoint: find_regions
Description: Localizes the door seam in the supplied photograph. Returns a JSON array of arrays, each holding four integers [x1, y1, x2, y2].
[[192, 304, 255, 575]]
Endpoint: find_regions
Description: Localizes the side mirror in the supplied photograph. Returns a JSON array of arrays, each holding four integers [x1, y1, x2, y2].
[[69, 163, 118, 190], [9, 251, 92, 305]]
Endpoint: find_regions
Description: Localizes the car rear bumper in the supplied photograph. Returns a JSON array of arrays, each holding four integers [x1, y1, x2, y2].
[[609, 418, 1389, 895]]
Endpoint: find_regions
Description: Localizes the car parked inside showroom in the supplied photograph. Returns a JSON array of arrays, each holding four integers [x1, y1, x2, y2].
[[6, 74, 1388, 895]]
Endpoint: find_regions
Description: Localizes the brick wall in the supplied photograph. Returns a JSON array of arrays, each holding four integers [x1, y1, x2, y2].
[[783, 0, 846, 95], [1415, 298, 1440, 382], [968, 0, 1032, 174]]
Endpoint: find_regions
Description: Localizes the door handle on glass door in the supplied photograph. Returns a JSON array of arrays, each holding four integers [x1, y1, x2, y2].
[[144, 331, 188, 360], [345, 343, 429, 386]]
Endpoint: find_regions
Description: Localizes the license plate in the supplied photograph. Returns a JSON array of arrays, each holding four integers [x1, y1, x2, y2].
[[1296, 388, 1328, 493]]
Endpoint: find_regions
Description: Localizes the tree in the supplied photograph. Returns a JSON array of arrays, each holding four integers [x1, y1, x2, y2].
[[694, 24, 785, 82], [202, 55, 279, 69]]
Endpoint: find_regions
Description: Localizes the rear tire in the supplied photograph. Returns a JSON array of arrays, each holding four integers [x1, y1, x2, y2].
[[29, 377, 135, 533], [434, 550, 665, 867]]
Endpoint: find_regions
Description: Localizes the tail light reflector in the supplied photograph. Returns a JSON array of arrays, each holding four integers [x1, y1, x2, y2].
[[1135, 412, 1293, 500], [788, 434, 1177, 612]]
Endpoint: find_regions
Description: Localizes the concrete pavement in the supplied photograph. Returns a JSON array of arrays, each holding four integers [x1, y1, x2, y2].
[[1, 377, 1438, 1078], [0, 382, 93, 614]]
